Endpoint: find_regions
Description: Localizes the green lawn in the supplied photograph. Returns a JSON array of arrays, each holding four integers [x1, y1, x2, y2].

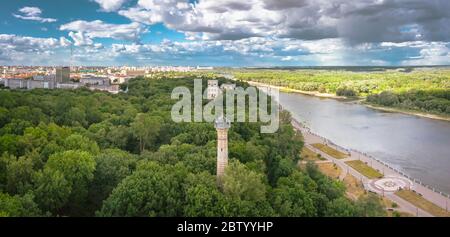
[[311, 143, 348, 159], [345, 160, 383, 179], [301, 146, 325, 161], [396, 189, 450, 217]]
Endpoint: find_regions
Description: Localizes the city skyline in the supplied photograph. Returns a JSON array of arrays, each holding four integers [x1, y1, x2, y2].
[[1, 0, 450, 67]]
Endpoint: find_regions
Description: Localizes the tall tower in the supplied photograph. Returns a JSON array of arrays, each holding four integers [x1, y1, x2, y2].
[[214, 116, 231, 180]]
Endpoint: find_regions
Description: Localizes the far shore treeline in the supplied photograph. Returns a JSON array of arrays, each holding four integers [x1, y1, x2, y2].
[[231, 68, 450, 116]]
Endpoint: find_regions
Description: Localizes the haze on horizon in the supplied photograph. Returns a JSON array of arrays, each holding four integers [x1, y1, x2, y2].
[[1, 0, 450, 67]]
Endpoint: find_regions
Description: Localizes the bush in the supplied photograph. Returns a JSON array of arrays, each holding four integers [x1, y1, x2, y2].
[[336, 88, 357, 97]]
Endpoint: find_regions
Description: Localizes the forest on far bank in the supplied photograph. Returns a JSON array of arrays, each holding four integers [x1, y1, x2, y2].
[[232, 69, 450, 116], [0, 76, 386, 217]]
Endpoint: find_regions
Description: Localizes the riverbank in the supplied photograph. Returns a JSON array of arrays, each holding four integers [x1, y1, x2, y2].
[[362, 102, 450, 122], [246, 81, 347, 100], [291, 118, 450, 217], [245, 80, 450, 122]]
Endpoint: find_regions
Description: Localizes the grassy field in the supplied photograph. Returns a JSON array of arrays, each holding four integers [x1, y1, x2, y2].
[[311, 143, 348, 159], [317, 163, 341, 180], [343, 174, 366, 200], [301, 146, 325, 161], [396, 189, 450, 217], [345, 160, 383, 179]]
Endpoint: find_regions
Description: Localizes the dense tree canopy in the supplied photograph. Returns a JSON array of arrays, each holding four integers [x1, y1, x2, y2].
[[0, 75, 386, 217]]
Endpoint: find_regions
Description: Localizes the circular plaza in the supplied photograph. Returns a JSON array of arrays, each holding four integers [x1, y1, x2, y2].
[[368, 176, 414, 193]]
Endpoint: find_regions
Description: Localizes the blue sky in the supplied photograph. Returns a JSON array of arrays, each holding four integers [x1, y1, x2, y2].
[[1, 0, 450, 66]]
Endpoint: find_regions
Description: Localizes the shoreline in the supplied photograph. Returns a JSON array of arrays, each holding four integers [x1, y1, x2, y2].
[[362, 103, 450, 122], [244, 80, 450, 122], [289, 118, 450, 216], [246, 81, 347, 100]]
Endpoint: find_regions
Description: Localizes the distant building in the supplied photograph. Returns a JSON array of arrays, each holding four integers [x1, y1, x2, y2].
[[3, 77, 56, 90], [33, 75, 56, 81], [221, 83, 236, 91], [207, 80, 220, 100], [88, 84, 120, 94], [80, 77, 110, 86], [110, 76, 129, 84], [56, 67, 70, 83], [197, 66, 214, 70], [27, 80, 55, 89], [3, 78, 26, 89], [122, 70, 146, 77], [56, 83, 80, 90]]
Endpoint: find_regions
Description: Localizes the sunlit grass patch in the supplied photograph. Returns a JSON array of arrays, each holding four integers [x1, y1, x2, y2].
[[396, 189, 450, 217], [312, 143, 348, 159], [345, 160, 383, 179]]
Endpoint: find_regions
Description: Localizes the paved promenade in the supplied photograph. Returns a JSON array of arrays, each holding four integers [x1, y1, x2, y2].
[[292, 119, 450, 217]]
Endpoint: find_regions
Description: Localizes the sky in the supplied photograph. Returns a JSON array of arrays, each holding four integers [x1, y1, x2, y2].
[[1, 0, 450, 67]]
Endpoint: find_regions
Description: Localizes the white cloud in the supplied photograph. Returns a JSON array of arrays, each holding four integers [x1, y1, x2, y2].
[[401, 42, 450, 65], [0, 34, 71, 64], [0, 34, 69, 51], [113, 0, 450, 44], [60, 20, 147, 42], [94, 0, 129, 12], [59, 37, 72, 47], [281, 56, 294, 61], [13, 6, 57, 23]]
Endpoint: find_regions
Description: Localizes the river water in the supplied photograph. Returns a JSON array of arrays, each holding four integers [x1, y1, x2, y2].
[[278, 91, 450, 194]]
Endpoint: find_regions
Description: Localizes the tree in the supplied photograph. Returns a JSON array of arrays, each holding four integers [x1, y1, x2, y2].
[[43, 150, 96, 216], [62, 134, 100, 155], [6, 156, 34, 195], [0, 119, 33, 136], [271, 171, 317, 216], [355, 193, 386, 217], [336, 88, 357, 97], [0, 192, 41, 217], [33, 168, 71, 215], [183, 172, 225, 217], [88, 149, 136, 211], [20, 126, 49, 153], [0, 153, 16, 191], [0, 107, 9, 127], [0, 135, 21, 157], [131, 114, 162, 152], [222, 160, 267, 203], [325, 197, 358, 217], [98, 162, 188, 217]]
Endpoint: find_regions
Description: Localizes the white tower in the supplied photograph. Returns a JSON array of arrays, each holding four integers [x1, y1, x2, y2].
[[214, 116, 231, 180]]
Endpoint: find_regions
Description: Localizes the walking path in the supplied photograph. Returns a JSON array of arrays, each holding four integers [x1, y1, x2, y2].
[[292, 119, 450, 217]]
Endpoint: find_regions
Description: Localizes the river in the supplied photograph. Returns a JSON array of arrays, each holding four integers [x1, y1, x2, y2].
[[278, 91, 450, 195]]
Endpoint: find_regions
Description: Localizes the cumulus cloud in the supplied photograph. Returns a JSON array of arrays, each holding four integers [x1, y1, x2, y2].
[[0, 34, 72, 64], [0, 34, 69, 52], [13, 6, 57, 23], [68, 31, 94, 47], [60, 20, 147, 42], [400, 42, 450, 65], [113, 0, 450, 44], [6, 0, 450, 66], [94, 0, 129, 12]]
